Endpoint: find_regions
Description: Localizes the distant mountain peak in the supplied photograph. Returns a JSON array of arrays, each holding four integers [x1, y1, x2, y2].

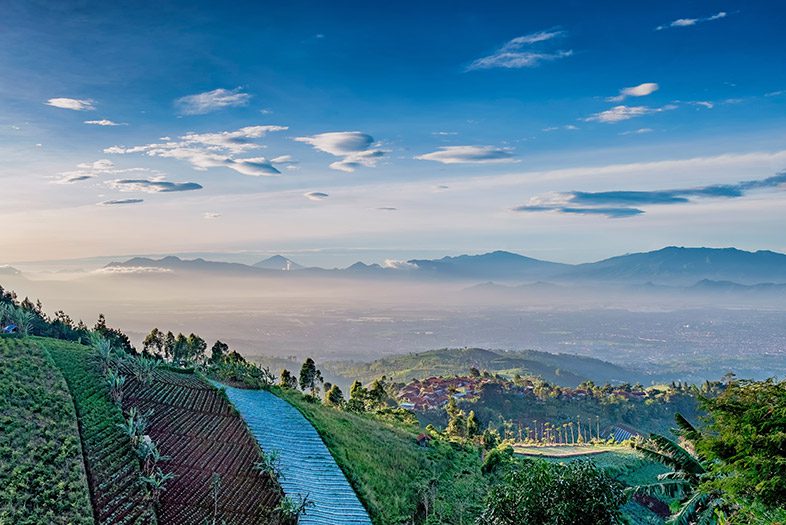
[[253, 255, 303, 271], [0, 265, 21, 276]]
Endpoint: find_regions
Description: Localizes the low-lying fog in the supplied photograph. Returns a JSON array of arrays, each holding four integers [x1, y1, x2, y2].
[[5, 268, 786, 384]]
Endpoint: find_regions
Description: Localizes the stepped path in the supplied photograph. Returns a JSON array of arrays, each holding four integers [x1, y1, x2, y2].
[[218, 385, 373, 525]]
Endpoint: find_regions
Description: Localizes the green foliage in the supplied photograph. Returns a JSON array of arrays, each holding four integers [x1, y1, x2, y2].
[[325, 383, 345, 406], [278, 368, 298, 389], [0, 337, 94, 525], [298, 357, 323, 394], [43, 337, 157, 524], [477, 459, 628, 525], [697, 378, 786, 509], [276, 387, 487, 524]]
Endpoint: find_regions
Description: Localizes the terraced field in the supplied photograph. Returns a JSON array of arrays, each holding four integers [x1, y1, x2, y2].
[[219, 385, 373, 525], [42, 338, 158, 525], [0, 337, 94, 525], [124, 368, 284, 525]]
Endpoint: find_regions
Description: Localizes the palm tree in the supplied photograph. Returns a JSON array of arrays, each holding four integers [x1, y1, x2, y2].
[[631, 414, 725, 524]]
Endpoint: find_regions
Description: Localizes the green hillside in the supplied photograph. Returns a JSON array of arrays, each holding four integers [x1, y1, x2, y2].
[[327, 347, 637, 387], [0, 337, 94, 525], [42, 338, 158, 525], [276, 387, 487, 524]]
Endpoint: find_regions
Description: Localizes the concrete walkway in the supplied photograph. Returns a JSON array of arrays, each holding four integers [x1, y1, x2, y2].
[[218, 385, 373, 525]]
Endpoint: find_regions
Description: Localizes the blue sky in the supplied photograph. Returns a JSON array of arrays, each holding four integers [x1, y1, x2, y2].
[[2, 1, 786, 267]]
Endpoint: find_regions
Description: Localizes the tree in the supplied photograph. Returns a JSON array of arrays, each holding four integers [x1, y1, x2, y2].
[[186, 333, 207, 362], [279, 369, 298, 389], [163, 331, 176, 360], [478, 459, 627, 525], [298, 358, 322, 395], [210, 340, 229, 364], [325, 384, 344, 406], [697, 379, 786, 510], [142, 328, 164, 357], [173, 333, 189, 362], [632, 414, 724, 524], [94, 313, 136, 354], [467, 410, 480, 438]]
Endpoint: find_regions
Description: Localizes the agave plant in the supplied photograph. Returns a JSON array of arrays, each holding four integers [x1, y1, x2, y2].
[[106, 368, 126, 406], [132, 356, 160, 385], [140, 467, 175, 505], [92, 335, 114, 373], [117, 407, 150, 449], [13, 308, 36, 336], [631, 414, 726, 524]]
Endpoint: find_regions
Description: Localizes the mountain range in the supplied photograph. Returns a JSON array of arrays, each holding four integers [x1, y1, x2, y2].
[[98, 246, 786, 286]]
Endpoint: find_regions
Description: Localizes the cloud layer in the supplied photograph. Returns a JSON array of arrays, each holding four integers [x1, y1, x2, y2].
[[304, 191, 329, 201], [415, 145, 518, 164], [107, 179, 203, 193], [98, 198, 144, 206], [175, 87, 251, 115], [84, 119, 126, 126], [584, 104, 675, 123], [295, 132, 384, 172], [467, 30, 572, 70], [106, 125, 289, 176], [46, 98, 95, 111], [514, 172, 786, 218]]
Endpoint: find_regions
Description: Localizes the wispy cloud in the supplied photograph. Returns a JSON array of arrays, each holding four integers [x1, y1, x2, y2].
[[46, 98, 95, 111], [377, 207, 397, 211], [383, 259, 417, 270], [106, 179, 203, 193], [620, 128, 654, 135], [607, 82, 659, 102], [656, 12, 727, 31], [415, 145, 518, 165], [105, 125, 289, 177], [84, 119, 126, 126], [514, 172, 786, 218], [53, 159, 152, 184], [98, 198, 144, 206], [304, 191, 329, 201], [175, 87, 251, 115], [203, 212, 222, 219], [584, 104, 676, 123], [295, 132, 385, 172], [467, 30, 572, 70]]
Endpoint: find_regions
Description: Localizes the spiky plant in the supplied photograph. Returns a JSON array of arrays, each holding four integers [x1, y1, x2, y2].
[[13, 308, 36, 336], [92, 335, 114, 373], [630, 413, 726, 524], [106, 368, 126, 406]]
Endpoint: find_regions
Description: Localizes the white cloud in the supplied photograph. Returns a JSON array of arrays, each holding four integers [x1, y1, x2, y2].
[[607, 82, 659, 102], [689, 101, 714, 109], [53, 159, 153, 184], [383, 259, 417, 270], [45, 98, 95, 111], [84, 119, 126, 126], [203, 212, 222, 219], [467, 30, 572, 70], [656, 12, 727, 30], [106, 179, 202, 193], [295, 131, 385, 172], [95, 266, 170, 274], [105, 125, 289, 177], [543, 124, 579, 132], [175, 87, 251, 115], [584, 104, 676, 123], [304, 191, 329, 201], [620, 128, 654, 135], [415, 145, 518, 165]]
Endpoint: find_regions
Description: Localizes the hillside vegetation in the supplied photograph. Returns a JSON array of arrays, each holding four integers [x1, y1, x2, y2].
[[0, 337, 94, 525], [327, 347, 636, 387], [42, 338, 158, 525], [276, 387, 487, 525]]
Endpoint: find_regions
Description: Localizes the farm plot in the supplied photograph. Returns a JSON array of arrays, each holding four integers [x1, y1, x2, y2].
[[43, 338, 157, 525], [123, 368, 284, 525], [0, 337, 94, 525]]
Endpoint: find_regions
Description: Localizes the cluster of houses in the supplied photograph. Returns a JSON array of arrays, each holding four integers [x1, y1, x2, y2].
[[396, 375, 494, 410], [396, 373, 652, 411]]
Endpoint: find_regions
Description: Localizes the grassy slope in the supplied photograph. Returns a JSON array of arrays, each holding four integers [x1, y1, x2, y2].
[[0, 336, 94, 525], [275, 387, 486, 525], [41, 337, 157, 525]]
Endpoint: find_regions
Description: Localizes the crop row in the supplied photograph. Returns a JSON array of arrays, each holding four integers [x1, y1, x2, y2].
[[123, 369, 284, 525], [0, 337, 95, 525], [44, 338, 158, 525]]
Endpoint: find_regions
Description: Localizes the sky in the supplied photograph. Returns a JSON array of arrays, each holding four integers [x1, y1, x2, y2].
[[2, 0, 786, 267]]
